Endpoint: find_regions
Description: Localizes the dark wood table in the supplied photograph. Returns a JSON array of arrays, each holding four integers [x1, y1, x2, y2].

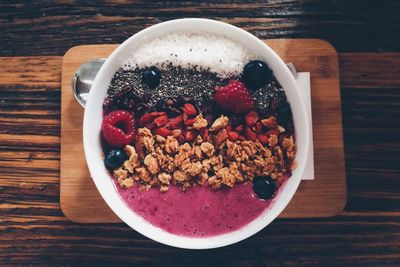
[[1, 1, 399, 266]]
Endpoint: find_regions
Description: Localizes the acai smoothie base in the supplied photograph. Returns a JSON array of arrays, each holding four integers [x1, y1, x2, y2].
[[99, 32, 297, 237]]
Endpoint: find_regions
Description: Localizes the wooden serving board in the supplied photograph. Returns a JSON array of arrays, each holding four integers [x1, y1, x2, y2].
[[60, 39, 346, 223]]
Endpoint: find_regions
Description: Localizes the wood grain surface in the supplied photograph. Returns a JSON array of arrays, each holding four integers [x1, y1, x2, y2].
[[60, 40, 346, 223], [1, 1, 400, 55], [1, 1, 400, 266]]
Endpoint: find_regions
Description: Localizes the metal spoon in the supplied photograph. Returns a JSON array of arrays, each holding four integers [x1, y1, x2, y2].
[[72, 59, 297, 108], [72, 58, 105, 107]]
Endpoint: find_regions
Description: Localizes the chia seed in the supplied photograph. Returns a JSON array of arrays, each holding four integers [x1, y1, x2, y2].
[[105, 65, 289, 117], [106, 65, 225, 110]]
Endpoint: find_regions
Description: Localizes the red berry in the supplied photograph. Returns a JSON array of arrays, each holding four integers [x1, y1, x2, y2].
[[182, 103, 197, 116], [213, 80, 255, 114], [149, 111, 166, 117], [154, 127, 171, 137], [102, 110, 135, 148], [225, 124, 232, 132], [234, 124, 244, 133], [184, 130, 196, 142], [228, 131, 239, 141], [139, 113, 153, 126], [139, 111, 166, 127], [154, 115, 168, 127], [184, 118, 196, 126], [255, 122, 263, 134], [257, 134, 268, 145], [245, 111, 259, 126], [166, 115, 183, 129], [238, 135, 246, 141], [245, 126, 257, 141], [202, 128, 209, 140]]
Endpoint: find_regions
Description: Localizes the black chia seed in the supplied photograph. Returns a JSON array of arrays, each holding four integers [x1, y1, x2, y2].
[[104, 64, 289, 118], [106, 65, 223, 110]]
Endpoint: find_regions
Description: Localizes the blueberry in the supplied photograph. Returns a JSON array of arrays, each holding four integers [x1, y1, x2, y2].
[[252, 176, 276, 200], [104, 149, 127, 170], [242, 60, 273, 89], [142, 66, 161, 88]]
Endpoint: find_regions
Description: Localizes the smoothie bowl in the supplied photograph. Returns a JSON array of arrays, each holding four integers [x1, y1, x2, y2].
[[83, 18, 310, 249]]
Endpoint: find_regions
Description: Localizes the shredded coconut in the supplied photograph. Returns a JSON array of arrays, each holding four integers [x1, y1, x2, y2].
[[122, 32, 255, 78]]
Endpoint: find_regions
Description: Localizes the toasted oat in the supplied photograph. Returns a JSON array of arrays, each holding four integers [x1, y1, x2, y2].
[[268, 135, 278, 147], [165, 136, 179, 154], [193, 114, 208, 130], [123, 145, 140, 173], [173, 170, 189, 182], [209, 115, 229, 131], [120, 177, 134, 188], [200, 142, 215, 157], [138, 127, 152, 137], [110, 119, 296, 192], [158, 173, 172, 184], [171, 129, 181, 138], [136, 167, 151, 182], [114, 168, 128, 180], [155, 135, 166, 143]]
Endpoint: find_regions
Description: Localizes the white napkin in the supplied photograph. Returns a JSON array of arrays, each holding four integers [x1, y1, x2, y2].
[[296, 72, 314, 180]]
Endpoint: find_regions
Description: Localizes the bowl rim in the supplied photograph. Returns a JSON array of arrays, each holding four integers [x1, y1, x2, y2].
[[83, 18, 310, 249]]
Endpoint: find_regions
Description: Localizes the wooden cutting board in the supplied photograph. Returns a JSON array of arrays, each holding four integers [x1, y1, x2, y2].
[[60, 39, 346, 223]]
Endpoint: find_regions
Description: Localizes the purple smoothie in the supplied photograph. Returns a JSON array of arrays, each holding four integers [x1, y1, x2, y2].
[[116, 182, 272, 237]]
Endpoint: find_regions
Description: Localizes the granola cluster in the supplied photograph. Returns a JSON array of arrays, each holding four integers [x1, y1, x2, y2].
[[112, 123, 296, 192]]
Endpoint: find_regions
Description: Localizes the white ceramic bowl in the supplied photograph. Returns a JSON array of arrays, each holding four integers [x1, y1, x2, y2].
[[83, 18, 310, 249]]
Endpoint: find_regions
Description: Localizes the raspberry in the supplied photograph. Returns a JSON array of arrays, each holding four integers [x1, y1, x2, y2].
[[102, 110, 135, 148], [214, 80, 255, 114]]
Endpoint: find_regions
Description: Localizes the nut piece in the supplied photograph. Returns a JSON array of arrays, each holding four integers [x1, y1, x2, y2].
[[261, 116, 277, 129], [144, 154, 160, 174], [282, 136, 295, 152], [113, 168, 128, 180], [217, 167, 236, 187], [124, 145, 140, 173], [215, 129, 228, 146], [155, 135, 166, 143], [209, 115, 229, 131], [157, 173, 172, 184], [277, 125, 286, 133], [160, 185, 169, 192], [187, 161, 203, 176], [200, 142, 215, 157], [193, 114, 208, 130], [173, 170, 189, 182], [208, 175, 222, 189], [268, 135, 278, 147], [120, 177, 134, 188], [136, 167, 151, 182], [165, 136, 179, 154], [138, 127, 153, 137]]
